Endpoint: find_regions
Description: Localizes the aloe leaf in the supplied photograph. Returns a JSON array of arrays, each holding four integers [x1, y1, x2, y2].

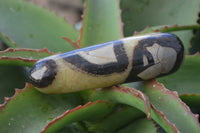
[[55, 123, 89, 133], [79, 0, 123, 47], [143, 80, 200, 133], [88, 106, 145, 132], [116, 118, 157, 133], [0, 84, 82, 133], [0, 48, 53, 67], [43, 100, 115, 133], [121, 0, 199, 36], [158, 55, 200, 95], [87, 86, 179, 132], [0, 0, 79, 52], [121, 0, 200, 53], [0, 48, 53, 102]]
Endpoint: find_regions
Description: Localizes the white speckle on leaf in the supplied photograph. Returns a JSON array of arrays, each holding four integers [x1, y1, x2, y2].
[[184, 112, 188, 116], [9, 8, 15, 12], [21, 125, 25, 128]]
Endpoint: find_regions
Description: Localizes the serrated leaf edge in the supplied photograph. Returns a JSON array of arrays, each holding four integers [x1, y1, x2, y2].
[[0, 48, 55, 64], [135, 24, 200, 35], [149, 80, 200, 127], [40, 100, 107, 133], [0, 83, 31, 111]]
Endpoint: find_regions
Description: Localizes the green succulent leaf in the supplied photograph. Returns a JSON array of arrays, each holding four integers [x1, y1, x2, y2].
[[0, 0, 199, 133], [158, 55, 200, 95], [88, 106, 145, 132], [87, 86, 179, 133], [0, 48, 53, 67], [143, 80, 200, 133], [121, 0, 199, 35], [43, 100, 115, 133], [0, 84, 83, 133], [79, 0, 123, 47], [116, 118, 157, 133], [0, 0, 79, 52]]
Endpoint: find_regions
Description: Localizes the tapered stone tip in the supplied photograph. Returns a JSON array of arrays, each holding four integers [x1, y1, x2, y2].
[[29, 59, 57, 88]]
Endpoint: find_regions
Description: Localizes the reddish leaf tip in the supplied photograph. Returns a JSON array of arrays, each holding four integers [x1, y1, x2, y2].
[[193, 52, 200, 55], [62, 37, 80, 49], [0, 31, 17, 47], [134, 26, 150, 35], [77, 0, 87, 46]]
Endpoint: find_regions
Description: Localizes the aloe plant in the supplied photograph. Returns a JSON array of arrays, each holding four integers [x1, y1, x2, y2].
[[0, 0, 200, 132]]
